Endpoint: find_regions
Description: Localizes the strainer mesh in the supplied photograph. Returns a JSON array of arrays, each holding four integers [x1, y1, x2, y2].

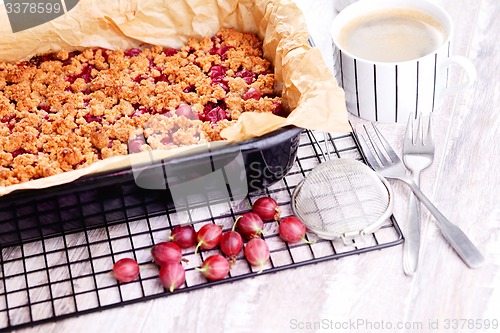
[[293, 158, 390, 237]]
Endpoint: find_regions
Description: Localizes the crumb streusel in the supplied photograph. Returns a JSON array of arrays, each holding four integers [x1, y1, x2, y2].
[[0, 29, 284, 186]]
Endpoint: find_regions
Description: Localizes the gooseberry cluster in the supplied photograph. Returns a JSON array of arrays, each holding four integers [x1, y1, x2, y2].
[[112, 196, 309, 292]]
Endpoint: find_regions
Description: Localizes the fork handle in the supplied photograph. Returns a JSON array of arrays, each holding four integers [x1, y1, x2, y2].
[[403, 177, 422, 275], [404, 180, 485, 268]]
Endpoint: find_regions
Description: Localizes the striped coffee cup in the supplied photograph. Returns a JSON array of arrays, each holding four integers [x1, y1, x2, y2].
[[331, 0, 476, 123]]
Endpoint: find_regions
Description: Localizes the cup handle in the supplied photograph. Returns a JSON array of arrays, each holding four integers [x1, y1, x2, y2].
[[440, 55, 477, 99]]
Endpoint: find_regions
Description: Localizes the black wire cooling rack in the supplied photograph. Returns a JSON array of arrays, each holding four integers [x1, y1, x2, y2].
[[0, 131, 403, 332]]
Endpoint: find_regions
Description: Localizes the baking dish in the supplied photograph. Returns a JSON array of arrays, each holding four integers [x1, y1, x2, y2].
[[0, 0, 349, 246], [0, 125, 302, 246]]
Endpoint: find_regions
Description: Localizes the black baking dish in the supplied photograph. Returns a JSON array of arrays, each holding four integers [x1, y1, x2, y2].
[[0, 126, 303, 246]]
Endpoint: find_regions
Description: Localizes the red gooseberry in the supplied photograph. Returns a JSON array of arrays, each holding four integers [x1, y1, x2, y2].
[[169, 225, 197, 248], [220, 230, 244, 263], [195, 224, 222, 253], [252, 197, 281, 221], [151, 242, 182, 266], [278, 216, 309, 244], [233, 212, 264, 239], [244, 238, 270, 274], [113, 258, 140, 283], [159, 263, 186, 292], [196, 254, 230, 281]]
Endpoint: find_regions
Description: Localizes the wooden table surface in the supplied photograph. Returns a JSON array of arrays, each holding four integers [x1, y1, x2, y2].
[[10, 0, 500, 332]]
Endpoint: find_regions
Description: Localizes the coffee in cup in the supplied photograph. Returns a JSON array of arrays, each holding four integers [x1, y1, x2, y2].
[[331, 0, 476, 123], [338, 9, 448, 63]]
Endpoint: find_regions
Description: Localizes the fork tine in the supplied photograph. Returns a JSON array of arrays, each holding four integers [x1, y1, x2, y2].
[[415, 114, 424, 146], [372, 123, 401, 162], [426, 114, 435, 146], [355, 129, 381, 169], [365, 125, 392, 166], [405, 113, 415, 145]]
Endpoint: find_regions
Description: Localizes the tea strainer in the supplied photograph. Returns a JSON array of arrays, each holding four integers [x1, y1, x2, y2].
[[291, 132, 393, 243]]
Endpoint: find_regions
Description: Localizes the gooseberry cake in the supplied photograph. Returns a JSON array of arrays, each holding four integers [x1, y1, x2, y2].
[[0, 29, 284, 187]]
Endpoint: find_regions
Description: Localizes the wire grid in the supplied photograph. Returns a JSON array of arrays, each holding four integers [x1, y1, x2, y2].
[[0, 131, 403, 331]]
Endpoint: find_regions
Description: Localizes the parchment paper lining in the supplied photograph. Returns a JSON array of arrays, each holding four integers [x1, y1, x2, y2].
[[0, 0, 349, 196]]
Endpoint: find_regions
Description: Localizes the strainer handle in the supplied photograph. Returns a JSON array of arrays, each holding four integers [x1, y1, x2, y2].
[[404, 180, 485, 269]]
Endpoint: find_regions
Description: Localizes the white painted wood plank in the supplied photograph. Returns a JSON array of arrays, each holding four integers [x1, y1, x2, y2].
[[10, 1, 500, 332]]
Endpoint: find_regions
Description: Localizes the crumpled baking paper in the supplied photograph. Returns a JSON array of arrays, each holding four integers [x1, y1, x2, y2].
[[0, 0, 349, 196]]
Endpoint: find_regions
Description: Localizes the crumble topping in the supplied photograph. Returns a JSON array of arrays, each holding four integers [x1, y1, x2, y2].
[[0, 29, 284, 187]]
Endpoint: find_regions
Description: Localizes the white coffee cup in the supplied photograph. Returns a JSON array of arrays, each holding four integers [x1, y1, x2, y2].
[[334, 0, 359, 12], [331, 0, 476, 123]]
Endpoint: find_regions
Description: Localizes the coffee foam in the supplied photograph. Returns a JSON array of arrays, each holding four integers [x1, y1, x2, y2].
[[338, 9, 448, 62]]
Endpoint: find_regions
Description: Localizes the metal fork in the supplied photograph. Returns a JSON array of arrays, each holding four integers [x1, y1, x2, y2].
[[402, 114, 435, 275], [356, 124, 485, 269]]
